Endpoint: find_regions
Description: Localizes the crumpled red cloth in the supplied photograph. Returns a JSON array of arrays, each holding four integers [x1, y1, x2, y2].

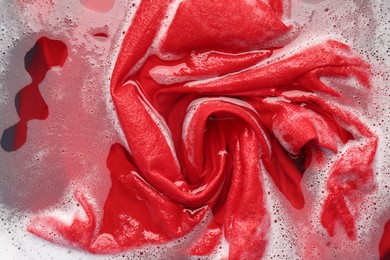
[[28, 0, 387, 259]]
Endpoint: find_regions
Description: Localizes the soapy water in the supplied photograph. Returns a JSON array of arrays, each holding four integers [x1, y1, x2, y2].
[[0, 0, 389, 259]]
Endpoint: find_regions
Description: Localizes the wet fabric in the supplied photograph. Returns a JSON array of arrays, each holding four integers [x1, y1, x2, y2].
[[27, 0, 385, 259]]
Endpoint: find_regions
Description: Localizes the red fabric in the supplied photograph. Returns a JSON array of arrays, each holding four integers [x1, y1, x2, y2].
[[380, 219, 390, 260], [1, 37, 67, 151], [27, 0, 381, 259]]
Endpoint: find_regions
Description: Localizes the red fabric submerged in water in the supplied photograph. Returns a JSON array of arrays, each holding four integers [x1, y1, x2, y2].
[[1, 37, 67, 152], [26, 0, 388, 259]]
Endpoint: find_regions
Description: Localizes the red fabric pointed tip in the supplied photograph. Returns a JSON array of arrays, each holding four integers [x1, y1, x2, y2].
[[27, 191, 96, 250], [380, 219, 390, 260]]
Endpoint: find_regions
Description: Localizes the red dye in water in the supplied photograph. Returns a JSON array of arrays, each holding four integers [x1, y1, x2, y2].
[[1, 37, 67, 152]]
